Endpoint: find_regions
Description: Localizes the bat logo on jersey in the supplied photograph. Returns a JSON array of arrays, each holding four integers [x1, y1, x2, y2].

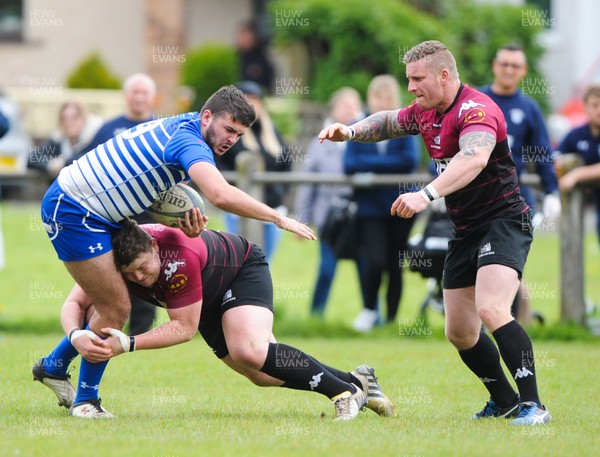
[[458, 100, 486, 118]]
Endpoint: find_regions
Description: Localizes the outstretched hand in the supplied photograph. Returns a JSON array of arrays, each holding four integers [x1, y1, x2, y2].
[[276, 216, 317, 240], [318, 123, 353, 143]]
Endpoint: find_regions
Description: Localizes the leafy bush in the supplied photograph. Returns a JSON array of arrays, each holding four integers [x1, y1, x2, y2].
[[270, 0, 549, 110], [66, 52, 121, 89], [180, 43, 239, 111], [270, 0, 447, 102], [443, 0, 550, 111]]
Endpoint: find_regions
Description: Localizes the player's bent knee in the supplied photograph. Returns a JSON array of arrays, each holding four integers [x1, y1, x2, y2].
[[445, 327, 478, 350], [229, 346, 268, 371]]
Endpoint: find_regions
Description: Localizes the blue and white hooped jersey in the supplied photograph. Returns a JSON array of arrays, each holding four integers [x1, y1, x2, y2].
[[58, 112, 215, 223]]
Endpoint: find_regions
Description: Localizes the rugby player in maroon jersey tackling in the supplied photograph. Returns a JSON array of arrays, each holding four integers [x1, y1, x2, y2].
[[319, 40, 551, 425], [36, 212, 395, 421]]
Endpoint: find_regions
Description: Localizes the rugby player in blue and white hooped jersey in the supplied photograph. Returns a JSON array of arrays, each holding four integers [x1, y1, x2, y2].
[[320, 41, 551, 425], [33, 86, 315, 418]]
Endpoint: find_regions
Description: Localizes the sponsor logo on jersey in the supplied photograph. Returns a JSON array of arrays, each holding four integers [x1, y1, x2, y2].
[[464, 108, 487, 124], [168, 273, 188, 293]]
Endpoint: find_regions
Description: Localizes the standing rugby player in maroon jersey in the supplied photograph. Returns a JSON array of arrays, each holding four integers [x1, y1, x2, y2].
[[319, 40, 551, 425]]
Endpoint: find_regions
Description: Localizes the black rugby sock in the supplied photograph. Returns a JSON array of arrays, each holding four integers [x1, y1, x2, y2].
[[458, 331, 518, 407], [260, 343, 356, 398], [493, 320, 541, 405]]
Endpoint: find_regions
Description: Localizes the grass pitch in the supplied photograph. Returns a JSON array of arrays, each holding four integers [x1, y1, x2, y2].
[[1, 202, 599, 456]]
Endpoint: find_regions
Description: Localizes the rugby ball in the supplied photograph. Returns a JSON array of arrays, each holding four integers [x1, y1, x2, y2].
[[147, 183, 205, 227]]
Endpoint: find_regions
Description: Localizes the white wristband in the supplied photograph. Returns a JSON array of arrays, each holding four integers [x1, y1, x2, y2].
[[418, 190, 431, 204], [346, 126, 355, 140], [423, 184, 441, 201], [107, 328, 135, 352], [69, 329, 97, 344]]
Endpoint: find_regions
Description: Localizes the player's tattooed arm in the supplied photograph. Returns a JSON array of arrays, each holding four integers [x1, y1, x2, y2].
[[456, 130, 496, 159], [426, 130, 496, 197], [352, 110, 407, 142]]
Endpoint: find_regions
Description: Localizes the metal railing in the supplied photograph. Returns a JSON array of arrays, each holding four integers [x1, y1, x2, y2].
[[229, 151, 589, 325]]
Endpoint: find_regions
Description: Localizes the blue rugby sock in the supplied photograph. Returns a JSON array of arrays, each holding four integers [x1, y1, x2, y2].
[[74, 325, 109, 404], [75, 358, 109, 403], [43, 336, 79, 376]]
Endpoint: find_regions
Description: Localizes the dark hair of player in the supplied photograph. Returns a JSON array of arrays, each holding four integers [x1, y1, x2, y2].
[[201, 85, 257, 127], [113, 218, 153, 268]]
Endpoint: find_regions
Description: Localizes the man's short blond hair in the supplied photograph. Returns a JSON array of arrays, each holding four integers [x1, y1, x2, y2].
[[402, 40, 459, 80]]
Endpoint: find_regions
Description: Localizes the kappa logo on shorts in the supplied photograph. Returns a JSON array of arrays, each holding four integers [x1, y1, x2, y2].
[[478, 242, 495, 258]]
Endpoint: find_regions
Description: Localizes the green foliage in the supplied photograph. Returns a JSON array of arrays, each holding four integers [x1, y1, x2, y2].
[[271, 0, 446, 102], [270, 0, 550, 111], [443, 0, 551, 112], [180, 43, 238, 111], [66, 52, 121, 89]]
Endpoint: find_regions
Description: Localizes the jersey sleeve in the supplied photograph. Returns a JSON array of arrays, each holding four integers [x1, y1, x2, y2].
[[162, 244, 204, 309], [459, 100, 503, 139], [164, 122, 216, 172]]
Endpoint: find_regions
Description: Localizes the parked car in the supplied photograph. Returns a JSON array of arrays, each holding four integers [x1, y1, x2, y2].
[[0, 94, 32, 174]]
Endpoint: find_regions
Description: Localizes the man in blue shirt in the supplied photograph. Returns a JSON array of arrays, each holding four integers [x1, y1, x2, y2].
[[481, 44, 560, 324], [480, 44, 560, 221], [557, 84, 600, 240], [84, 73, 156, 154]]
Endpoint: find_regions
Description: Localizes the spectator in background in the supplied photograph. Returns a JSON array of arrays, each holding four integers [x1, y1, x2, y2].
[[557, 84, 600, 241], [83, 73, 156, 155], [84, 72, 157, 336], [480, 44, 560, 222], [344, 75, 420, 332], [295, 87, 364, 316], [28, 101, 101, 179], [480, 44, 560, 325], [235, 21, 275, 94], [215, 81, 290, 262]]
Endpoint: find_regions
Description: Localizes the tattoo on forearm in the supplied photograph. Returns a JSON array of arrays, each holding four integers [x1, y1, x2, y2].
[[458, 131, 496, 157], [353, 111, 405, 142]]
